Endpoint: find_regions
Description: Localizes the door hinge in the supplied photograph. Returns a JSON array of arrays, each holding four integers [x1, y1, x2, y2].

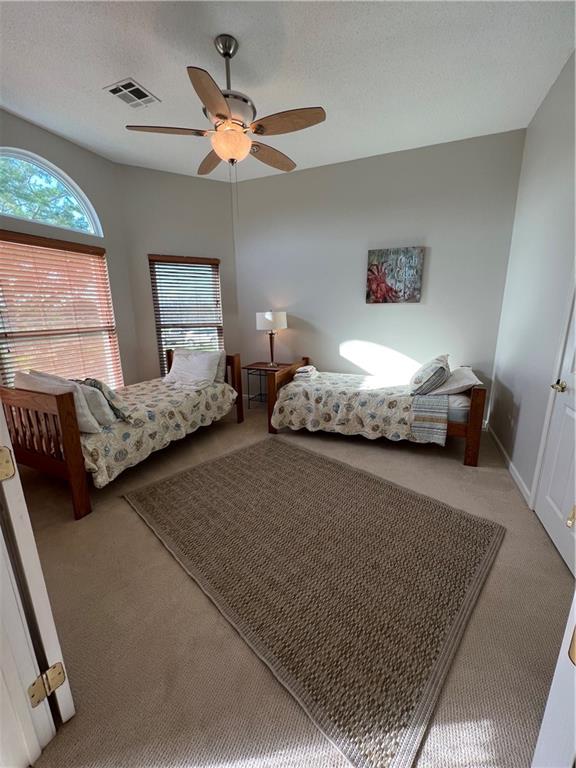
[[0, 446, 15, 481], [550, 379, 568, 393], [28, 662, 66, 708]]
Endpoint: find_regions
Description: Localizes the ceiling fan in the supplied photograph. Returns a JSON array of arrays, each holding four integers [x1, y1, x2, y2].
[[126, 34, 326, 176]]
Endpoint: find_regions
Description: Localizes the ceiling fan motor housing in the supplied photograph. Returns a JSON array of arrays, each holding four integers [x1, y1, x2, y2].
[[204, 90, 256, 127]]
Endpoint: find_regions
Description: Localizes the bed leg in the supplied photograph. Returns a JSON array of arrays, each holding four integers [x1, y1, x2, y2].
[[57, 394, 92, 519], [69, 472, 92, 520], [463, 386, 486, 467], [230, 354, 244, 423], [267, 370, 279, 434]]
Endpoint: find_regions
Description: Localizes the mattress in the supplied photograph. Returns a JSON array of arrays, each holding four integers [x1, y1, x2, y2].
[[81, 378, 237, 487], [447, 394, 471, 423]]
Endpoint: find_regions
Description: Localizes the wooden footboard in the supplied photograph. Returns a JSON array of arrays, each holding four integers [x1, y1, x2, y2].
[[266, 364, 486, 466], [447, 385, 486, 466], [0, 387, 91, 519]]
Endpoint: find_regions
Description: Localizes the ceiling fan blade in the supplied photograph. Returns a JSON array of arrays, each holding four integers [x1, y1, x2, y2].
[[187, 66, 230, 120], [250, 142, 296, 172], [198, 150, 221, 176], [250, 107, 326, 136], [126, 125, 207, 137]]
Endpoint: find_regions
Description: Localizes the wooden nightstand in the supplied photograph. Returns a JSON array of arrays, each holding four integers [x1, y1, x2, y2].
[[242, 362, 293, 409], [243, 358, 310, 433]]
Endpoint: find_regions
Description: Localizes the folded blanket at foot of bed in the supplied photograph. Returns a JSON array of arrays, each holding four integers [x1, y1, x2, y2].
[[270, 372, 449, 445], [293, 364, 319, 381]]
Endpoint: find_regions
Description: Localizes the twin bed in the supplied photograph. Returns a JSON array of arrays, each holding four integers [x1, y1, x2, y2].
[[0, 352, 485, 521], [265, 359, 486, 467], [0, 353, 243, 520]]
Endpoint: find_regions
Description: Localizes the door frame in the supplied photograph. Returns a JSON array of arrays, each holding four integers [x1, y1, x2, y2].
[[531, 592, 576, 767], [530, 289, 575, 508]]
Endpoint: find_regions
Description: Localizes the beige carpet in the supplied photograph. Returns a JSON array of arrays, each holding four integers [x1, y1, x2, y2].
[[125, 439, 505, 768], [22, 408, 572, 768]]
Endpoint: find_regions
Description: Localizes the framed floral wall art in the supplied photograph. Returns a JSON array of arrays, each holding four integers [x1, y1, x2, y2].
[[366, 247, 424, 303]]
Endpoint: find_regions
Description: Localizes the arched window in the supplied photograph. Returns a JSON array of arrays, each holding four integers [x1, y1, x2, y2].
[[0, 148, 103, 236]]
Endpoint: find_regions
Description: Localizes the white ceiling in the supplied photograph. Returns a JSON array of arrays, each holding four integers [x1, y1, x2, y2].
[[0, 2, 573, 182]]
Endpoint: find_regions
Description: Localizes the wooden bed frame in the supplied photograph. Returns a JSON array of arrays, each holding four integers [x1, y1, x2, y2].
[[0, 353, 244, 520], [264, 359, 486, 467]]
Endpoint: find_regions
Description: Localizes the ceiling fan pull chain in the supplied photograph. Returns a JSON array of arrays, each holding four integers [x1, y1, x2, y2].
[[235, 163, 240, 221]]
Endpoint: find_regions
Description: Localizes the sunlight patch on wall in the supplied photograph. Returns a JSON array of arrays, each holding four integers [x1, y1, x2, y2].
[[339, 340, 420, 385]]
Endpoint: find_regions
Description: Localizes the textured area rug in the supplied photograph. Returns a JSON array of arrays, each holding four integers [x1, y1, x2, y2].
[[125, 439, 505, 768]]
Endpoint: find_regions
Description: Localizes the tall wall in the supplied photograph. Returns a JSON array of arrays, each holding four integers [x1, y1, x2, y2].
[[0, 109, 236, 384], [490, 55, 575, 499], [0, 109, 140, 383], [233, 131, 525, 388], [117, 166, 236, 382]]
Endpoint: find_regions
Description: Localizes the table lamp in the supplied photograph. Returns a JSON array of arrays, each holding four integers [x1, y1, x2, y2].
[[256, 311, 288, 367]]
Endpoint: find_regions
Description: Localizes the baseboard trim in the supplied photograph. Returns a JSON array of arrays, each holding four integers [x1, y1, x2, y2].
[[488, 425, 532, 507]]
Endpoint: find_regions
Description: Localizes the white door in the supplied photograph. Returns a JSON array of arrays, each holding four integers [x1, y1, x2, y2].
[[534, 299, 575, 574], [1, 528, 55, 767], [531, 592, 576, 767], [0, 408, 74, 766]]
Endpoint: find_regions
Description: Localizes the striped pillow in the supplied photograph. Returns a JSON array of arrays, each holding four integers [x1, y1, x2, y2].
[[410, 355, 450, 395]]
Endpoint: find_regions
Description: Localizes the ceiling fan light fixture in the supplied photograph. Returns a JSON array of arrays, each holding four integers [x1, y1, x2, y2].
[[210, 121, 252, 163], [126, 33, 326, 176]]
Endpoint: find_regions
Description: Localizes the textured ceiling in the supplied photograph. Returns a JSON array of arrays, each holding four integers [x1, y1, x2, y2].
[[0, 2, 573, 182]]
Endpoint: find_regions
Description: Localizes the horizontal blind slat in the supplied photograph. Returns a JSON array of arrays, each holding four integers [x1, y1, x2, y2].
[[148, 256, 223, 376], [0, 237, 124, 387]]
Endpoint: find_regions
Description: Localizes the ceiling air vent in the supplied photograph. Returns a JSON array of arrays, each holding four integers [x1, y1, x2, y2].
[[105, 79, 160, 108]]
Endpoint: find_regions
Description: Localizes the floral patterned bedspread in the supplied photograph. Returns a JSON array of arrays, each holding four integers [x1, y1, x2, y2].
[[271, 373, 448, 445], [80, 378, 237, 488]]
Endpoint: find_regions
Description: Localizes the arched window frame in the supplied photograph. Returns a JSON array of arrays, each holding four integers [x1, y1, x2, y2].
[[0, 147, 104, 237]]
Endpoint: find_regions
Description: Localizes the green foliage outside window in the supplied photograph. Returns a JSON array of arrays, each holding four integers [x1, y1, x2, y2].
[[0, 155, 97, 234]]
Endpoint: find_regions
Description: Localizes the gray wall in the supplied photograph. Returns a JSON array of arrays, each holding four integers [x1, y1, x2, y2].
[[0, 109, 140, 383], [490, 55, 575, 498], [234, 131, 525, 388], [118, 165, 237, 382], [0, 109, 235, 384]]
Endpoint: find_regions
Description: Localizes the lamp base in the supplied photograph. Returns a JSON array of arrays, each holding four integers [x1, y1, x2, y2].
[[268, 331, 277, 367]]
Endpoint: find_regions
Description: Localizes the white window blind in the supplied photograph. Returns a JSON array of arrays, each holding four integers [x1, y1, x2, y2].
[[148, 254, 223, 376], [0, 230, 123, 387]]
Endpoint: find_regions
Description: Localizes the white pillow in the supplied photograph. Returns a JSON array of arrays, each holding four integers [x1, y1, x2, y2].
[[428, 367, 482, 395], [15, 371, 71, 395], [18, 370, 101, 433], [79, 384, 117, 426], [164, 349, 221, 387], [167, 348, 226, 383]]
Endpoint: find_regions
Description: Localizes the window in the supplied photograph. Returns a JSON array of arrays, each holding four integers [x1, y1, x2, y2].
[[0, 148, 103, 236], [149, 255, 223, 376], [0, 230, 123, 387]]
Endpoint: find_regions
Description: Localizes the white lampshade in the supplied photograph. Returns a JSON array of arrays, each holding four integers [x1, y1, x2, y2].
[[210, 122, 252, 163], [256, 311, 288, 331]]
